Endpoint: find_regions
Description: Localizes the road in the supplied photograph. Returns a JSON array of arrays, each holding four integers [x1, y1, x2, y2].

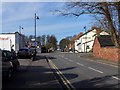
[[44, 51, 120, 89], [2, 51, 120, 89]]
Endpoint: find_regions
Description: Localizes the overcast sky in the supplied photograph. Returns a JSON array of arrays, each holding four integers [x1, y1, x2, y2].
[[1, 1, 94, 42]]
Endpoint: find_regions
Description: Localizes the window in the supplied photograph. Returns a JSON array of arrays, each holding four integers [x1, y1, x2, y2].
[[86, 45, 90, 49]]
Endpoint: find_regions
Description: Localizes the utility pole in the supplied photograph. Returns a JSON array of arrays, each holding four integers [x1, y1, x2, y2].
[[34, 13, 39, 58], [84, 26, 87, 53]]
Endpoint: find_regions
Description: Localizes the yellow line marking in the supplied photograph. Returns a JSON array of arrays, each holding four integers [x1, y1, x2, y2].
[[48, 59, 76, 90]]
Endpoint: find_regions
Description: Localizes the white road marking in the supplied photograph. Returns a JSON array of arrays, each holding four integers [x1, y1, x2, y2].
[[65, 58, 68, 60], [76, 62, 84, 66], [68, 59, 73, 62], [84, 59, 118, 68], [87, 67, 103, 73], [112, 76, 120, 80]]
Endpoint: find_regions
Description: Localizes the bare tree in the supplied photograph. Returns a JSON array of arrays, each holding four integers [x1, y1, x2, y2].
[[56, 2, 120, 47]]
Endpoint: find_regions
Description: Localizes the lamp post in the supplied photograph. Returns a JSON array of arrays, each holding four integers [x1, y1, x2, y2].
[[19, 26, 24, 34], [34, 13, 39, 56], [84, 26, 87, 53]]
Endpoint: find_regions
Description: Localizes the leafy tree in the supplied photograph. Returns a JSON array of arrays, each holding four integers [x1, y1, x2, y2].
[[66, 36, 73, 41], [37, 36, 41, 47], [46, 35, 57, 50], [59, 38, 70, 50], [28, 35, 34, 42], [41, 35, 46, 46]]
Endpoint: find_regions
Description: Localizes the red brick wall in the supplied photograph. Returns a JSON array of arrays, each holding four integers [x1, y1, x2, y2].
[[99, 47, 120, 61], [93, 37, 101, 58], [93, 38, 120, 62]]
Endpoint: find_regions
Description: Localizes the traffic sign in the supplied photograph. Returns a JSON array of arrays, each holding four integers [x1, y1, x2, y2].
[[34, 42, 37, 46]]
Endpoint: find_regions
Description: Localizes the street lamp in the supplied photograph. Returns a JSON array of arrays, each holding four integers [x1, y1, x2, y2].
[[84, 26, 87, 53], [19, 26, 24, 34], [34, 13, 39, 56]]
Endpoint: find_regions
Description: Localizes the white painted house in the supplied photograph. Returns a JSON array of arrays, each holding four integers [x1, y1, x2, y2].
[[75, 27, 109, 53], [0, 32, 27, 53]]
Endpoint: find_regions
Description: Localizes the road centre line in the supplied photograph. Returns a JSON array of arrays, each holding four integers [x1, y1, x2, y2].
[[68, 59, 73, 62], [87, 67, 103, 73], [76, 62, 84, 66], [64, 58, 68, 60], [112, 76, 120, 80], [78, 57, 118, 68]]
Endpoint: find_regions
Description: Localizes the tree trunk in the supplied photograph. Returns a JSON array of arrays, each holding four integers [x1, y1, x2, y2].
[[103, 3, 118, 47], [117, 2, 120, 46]]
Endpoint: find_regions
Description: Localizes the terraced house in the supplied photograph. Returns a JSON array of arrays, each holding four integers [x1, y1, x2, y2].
[[74, 26, 109, 53]]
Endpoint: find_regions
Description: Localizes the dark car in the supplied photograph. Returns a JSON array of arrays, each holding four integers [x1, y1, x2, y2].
[[41, 46, 47, 53], [2, 50, 20, 79], [17, 48, 32, 58], [30, 48, 36, 56]]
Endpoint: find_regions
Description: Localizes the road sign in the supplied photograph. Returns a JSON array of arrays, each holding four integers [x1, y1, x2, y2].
[[34, 42, 37, 46]]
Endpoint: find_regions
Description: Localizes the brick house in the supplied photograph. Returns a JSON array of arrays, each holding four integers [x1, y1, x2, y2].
[[93, 35, 120, 61]]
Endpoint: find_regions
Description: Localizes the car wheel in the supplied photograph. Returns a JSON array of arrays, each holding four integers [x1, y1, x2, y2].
[[14, 61, 20, 71], [7, 69, 12, 79]]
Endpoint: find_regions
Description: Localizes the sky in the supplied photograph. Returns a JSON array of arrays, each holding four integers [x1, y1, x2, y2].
[[1, 1, 94, 43]]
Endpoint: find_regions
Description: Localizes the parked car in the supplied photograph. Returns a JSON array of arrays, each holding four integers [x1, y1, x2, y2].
[[41, 46, 47, 53], [17, 48, 32, 58], [2, 50, 20, 79], [30, 47, 36, 56]]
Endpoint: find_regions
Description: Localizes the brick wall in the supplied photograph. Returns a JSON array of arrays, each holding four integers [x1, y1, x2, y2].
[[93, 37, 120, 61], [99, 47, 120, 61], [93, 37, 101, 58]]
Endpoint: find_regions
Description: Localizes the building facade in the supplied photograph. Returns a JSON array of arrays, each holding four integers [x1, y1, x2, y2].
[[75, 27, 109, 53]]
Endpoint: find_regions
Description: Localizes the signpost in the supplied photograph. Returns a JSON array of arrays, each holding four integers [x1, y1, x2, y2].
[[34, 42, 37, 47]]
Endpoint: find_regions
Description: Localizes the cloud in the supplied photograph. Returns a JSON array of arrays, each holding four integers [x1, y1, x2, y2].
[[2, 2, 47, 23], [1, 0, 69, 2], [23, 20, 89, 35]]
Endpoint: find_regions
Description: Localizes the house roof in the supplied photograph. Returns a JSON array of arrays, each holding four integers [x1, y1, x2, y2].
[[80, 28, 101, 38], [0, 32, 24, 36], [71, 32, 83, 42], [97, 35, 115, 47]]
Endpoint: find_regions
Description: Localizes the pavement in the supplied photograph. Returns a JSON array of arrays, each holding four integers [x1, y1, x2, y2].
[[2, 54, 62, 89]]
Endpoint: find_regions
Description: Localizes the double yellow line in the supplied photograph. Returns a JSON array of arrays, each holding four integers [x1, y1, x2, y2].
[[46, 57, 76, 90]]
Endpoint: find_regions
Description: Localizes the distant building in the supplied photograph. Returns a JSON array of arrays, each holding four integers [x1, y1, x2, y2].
[[0, 32, 27, 53], [74, 26, 109, 53], [69, 33, 83, 52]]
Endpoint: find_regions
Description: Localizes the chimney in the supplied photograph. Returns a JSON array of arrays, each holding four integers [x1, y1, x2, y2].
[[91, 26, 101, 35], [92, 26, 97, 30]]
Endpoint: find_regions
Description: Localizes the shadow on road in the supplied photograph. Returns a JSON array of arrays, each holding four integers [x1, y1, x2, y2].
[[32, 55, 56, 61], [2, 65, 61, 89], [73, 74, 120, 89], [59, 67, 76, 71], [2, 64, 78, 89]]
